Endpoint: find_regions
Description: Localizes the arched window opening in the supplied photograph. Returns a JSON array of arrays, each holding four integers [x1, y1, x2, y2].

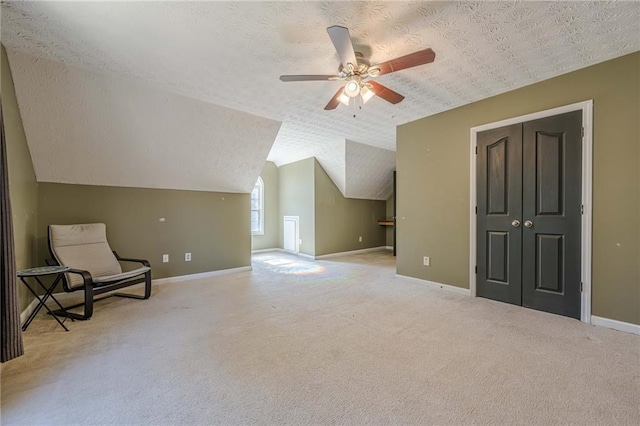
[[251, 177, 264, 235]]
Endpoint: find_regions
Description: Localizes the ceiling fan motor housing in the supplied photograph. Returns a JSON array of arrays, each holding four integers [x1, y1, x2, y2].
[[339, 52, 371, 78]]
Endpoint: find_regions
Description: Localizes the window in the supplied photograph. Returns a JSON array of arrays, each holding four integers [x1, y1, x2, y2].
[[251, 177, 264, 235]]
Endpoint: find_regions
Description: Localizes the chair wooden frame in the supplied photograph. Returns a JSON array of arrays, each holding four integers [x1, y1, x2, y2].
[[46, 227, 152, 320]]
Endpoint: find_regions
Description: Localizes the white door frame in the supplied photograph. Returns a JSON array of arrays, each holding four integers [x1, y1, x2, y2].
[[283, 216, 300, 254], [469, 100, 593, 323]]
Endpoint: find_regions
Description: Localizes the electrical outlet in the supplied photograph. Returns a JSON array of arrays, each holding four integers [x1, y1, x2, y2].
[[185, 252, 191, 262], [358, 236, 362, 242], [163, 254, 169, 263], [423, 256, 430, 266]]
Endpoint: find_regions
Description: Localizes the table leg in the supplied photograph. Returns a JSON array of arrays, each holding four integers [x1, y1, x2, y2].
[[20, 275, 70, 332], [21, 279, 46, 331], [34, 275, 74, 322]]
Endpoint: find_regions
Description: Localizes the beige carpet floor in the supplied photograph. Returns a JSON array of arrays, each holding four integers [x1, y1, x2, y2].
[[1, 250, 639, 425]]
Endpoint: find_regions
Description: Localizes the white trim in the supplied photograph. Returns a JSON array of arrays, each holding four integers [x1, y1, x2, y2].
[[469, 100, 593, 323], [315, 246, 390, 260], [251, 248, 284, 254], [470, 101, 592, 133], [152, 266, 252, 285], [271, 246, 391, 260], [20, 297, 40, 325], [591, 315, 640, 335], [469, 124, 477, 298], [580, 102, 594, 322], [396, 274, 471, 296]]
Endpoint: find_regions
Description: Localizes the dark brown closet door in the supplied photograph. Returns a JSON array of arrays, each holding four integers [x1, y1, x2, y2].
[[522, 111, 582, 319], [477, 111, 582, 319], [477, 124, 523, 305]]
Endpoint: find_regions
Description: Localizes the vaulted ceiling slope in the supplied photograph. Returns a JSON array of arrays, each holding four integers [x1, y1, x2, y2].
[[2, 1, 639, 197], [302, 139, 395, 201], [345, 141, 395, 200], [8, 52, 281, 193]]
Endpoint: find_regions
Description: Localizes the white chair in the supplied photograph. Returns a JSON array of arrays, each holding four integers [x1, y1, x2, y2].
[[47, 223, 152, 320]]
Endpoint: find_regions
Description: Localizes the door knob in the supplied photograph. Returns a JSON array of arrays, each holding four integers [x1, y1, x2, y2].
[[511, 220, 521, 228], [524, 220, 534, 228]]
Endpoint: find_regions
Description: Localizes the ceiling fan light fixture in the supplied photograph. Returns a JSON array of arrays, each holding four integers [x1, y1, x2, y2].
[[360, 85, 375, 104], [344, 80, 361, 97], [338, 92, 350, 106]]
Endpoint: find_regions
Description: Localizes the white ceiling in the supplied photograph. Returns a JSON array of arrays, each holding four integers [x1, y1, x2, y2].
[[2, 1, 639, 197], [7, 51, 281, 193]]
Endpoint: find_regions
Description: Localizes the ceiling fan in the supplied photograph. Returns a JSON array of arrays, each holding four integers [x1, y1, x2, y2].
[[280, 25, 436, 110]]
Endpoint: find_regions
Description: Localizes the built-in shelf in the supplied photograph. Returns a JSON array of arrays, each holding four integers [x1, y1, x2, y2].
[[378, 220, 394, 226]]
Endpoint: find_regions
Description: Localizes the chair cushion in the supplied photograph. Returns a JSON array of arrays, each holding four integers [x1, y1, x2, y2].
[[93, 266, 150, 284], [49, 223, 122, 290]]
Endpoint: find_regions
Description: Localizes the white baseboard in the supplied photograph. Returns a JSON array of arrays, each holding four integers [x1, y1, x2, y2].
[[395, 273, 471, 296], [153, 266, 252, 285], [591, 315, 640, 335], [251, 248, 284, 254], [315, 246, 390, 260], [254, 249, 314, 259], [20, 297, 40, 326], [253, 246, 391, 260]]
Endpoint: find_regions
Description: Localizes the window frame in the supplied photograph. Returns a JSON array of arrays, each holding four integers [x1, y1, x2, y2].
[[251, 176, 264, 236]]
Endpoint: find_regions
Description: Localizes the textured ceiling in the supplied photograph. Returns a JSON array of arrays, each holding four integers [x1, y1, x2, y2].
[[8, 52, 281, 193], [2, 1, 639, 197]]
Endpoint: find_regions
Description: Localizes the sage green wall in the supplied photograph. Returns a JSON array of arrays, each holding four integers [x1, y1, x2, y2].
[[397, 52, 639, 325], [251, 161, 279, 251], [278, 158, 315, 256], [37, 183, 251, 280], [2, 44, 38, 312], [314, 159, 386, 256]]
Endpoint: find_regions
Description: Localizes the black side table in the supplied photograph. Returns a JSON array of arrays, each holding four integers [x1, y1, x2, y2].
[[18, 266, 73, 332]]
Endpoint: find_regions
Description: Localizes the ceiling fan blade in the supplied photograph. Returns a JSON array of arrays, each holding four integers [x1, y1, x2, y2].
[[368, 81, 405, 104], [326, 25, 358, 69], [280, 75, 337, 82], [324, 87, 345, 110], [371, 48, 436, 76]]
